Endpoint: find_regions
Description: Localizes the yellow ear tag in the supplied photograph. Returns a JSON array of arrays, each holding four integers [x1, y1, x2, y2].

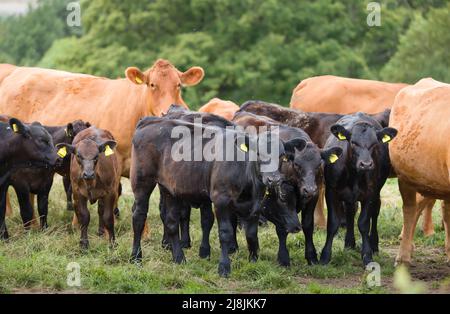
[[135, 77, 143, 84], [265, 189, 270, 196], [329, 153, 339, 164], [239, 143, 248, 153], [382, 134, 391, 143], [12, 124, 19, 133], [104, 145, 114, 157], [338, 132, 347, 141], [282, 156, 288, 162], [57, 146, 67, 158]]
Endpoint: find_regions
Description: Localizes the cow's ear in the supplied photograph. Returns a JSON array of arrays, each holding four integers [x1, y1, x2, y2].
[[331, 124, 351, 141], [85, 121, 91, 128], [321, 147, 343, 165], [65, 123, 74, 138], [377, 127, 398, 144], [126, 67, 147, 85], [56, 143, 75, 158], [9, 118, 30, 138], [180, 66, 204, 87], [98, 140, 117, 157], [284, 138, 307, 158]]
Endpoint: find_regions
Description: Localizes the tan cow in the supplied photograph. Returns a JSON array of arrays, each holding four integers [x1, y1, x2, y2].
[[290, 75, 438, 236], [290, 75, 407, 114], [198, 97, 239, 121], [0, 59, 204, 178], [390, 78, 450, 265]]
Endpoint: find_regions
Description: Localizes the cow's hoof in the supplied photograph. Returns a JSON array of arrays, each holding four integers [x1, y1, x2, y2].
[[113, 208, 120, 219], [97, 229, 105, 237], [173, 253, 186, 264], [362, 255, 373, 267], [306, 254, 319, 265], [277, 256, 290, 267], [228, 245, 238, 254], [0, 231, 9, 241], [161, 239, 171, 250], [180, 240, 191, 249], [319, 255, 331, 265], [248, 255, 258, 263], [79, 240, 89, 251], [130, 250, 143, 264], [394, 256, 412, 267], [66, 202, 74, 211], [218, 263, 231, 278], [199, 246, 210, 259]]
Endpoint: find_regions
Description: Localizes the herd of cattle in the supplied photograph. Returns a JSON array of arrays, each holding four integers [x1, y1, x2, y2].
[[0, 60, 449, 278]]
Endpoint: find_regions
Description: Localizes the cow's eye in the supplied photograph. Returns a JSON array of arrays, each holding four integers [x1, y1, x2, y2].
[[150, 83, 156, 88], [177, 83, 182, 89]]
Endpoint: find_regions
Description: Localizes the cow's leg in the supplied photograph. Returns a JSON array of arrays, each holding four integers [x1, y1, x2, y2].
[[359, 197, 378, 266], [0, 184, 9, 240], [420, 196, 436, 237], [320, 189, 341, 265], [14, 187, 34, 230], [74, 194, 90, 250], [244, 216, 259, 262], [214, 200, 234, 277], [159, 192, 171, 249], [396, 180, 420, 266], [199, 202, 214, 259], [114, 182, 121, 218], [314, 185, 326, 229], [275, 225, 290, 267], [63, 176, 73, 211], [102, 194, 116, 247], [229, 212, 239, 254], [130, 181, 155, 262], [303, 198, 318, 265], [37, 192, 50, 230], [344, 201, 357, 250], [164, 193, 185, 264], [97, 200, 106, 237], [369, 197, 381, 254], [5, 193, 12, 217], [441, 201, 450, 263], [179, 204, 192, 249]]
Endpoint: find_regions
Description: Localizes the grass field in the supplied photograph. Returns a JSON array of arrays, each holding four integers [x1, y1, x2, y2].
[[1, 178, 449, 294]]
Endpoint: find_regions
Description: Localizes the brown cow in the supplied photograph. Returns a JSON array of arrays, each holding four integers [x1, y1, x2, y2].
[[390, 78, 450, 265], [56, 127, 120, 249], [0, 59, 204, 177], [290, 75, 407, 114], [289, 76, 438, 237], [198, 98, 239, 121]]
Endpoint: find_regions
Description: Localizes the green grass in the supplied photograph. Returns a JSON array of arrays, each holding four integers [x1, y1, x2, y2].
[[0, 178, 448, 294]]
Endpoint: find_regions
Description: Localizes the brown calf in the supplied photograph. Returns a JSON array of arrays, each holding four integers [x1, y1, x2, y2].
[[57, 127, 120, 249]]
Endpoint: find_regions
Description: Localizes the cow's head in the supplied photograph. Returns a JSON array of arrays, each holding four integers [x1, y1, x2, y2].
[[65, 120, 91, 144], [125, 59, 204, 116], [283, 138, 342, 200], [56, 139, 116, 181], [9, 118, 58, 167], [331, 123, 397, 173]]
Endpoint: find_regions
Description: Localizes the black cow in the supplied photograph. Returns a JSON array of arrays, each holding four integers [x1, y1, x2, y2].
[[319, 112, 397, 266], [7, 120, 91, 229], [233, 111, 342, 266], [130, 117, 300, 277], [239, 100, 391, 148], [0, 118, 57, 239]]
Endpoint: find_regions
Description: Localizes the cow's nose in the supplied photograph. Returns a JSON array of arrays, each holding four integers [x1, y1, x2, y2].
[[82, 173, 95, 180], [358, 160, 374, 170], [301, 187, 318, 198]]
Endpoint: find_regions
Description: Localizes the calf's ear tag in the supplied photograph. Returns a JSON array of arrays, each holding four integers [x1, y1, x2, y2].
[[282, 156, 288, 162], [239, 143, 248, 153], [12, 124, 19, 133], [265, 189, 270, 196], [337, 132, 347, 141], [329, 153, 339, 164], [135, 77, 143, 84], [104, 145, 114, 156], [382, 134, 392, 143], [57, 146, 67, 158]]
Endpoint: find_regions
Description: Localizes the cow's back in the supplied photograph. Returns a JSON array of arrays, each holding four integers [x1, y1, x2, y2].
[[290, 75, 407, 114], [390, 78, 450, 198]]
